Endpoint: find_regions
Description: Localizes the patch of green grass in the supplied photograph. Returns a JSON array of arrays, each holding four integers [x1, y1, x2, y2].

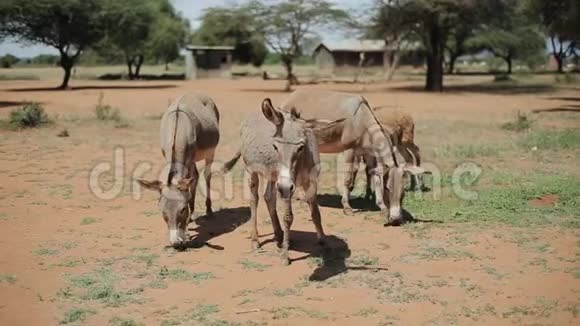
[[0, 213, 9, 220], [188, 303, 220, 323], [501, 111, 532, 132], [348, 254, 379, 267], [273, 287, 302, 297], [271, 306, 328, 320], [81, 217, 98, 225], [109, 316, 140, 326], [502, 297, 558, 318], [66, 268, 137, 307], [401, 246, 475, 263], [354, 307, 379, 317], [33, 247, 59, 256], [60, 307, 95, 324], [405, 174, 580, 227], [519, 128, 580, 151], [55, 259, 83, 268], [157, 267, 215, 283], [141, 210, 158, 217], [565, 266, 580, 279], [239, 259, 271, 272], [479, 265, 505, 280], [49, 184, 73, 199], [0, 274, 17, 284], [132, 254, 158, 267], [435, 143, 503, 159]]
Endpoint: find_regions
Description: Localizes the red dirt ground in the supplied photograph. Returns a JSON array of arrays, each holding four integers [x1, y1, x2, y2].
[[0, 77, 579, 325]]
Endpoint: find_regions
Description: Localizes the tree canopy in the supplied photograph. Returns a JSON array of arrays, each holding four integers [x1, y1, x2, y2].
[[250, 0, 349, 90], [193, 6, 267, 67], [0, 0, 106, 88]]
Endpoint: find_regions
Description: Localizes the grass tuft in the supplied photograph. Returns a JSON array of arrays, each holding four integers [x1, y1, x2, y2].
[[60, 307, 95, 324], [501, 111, 532, 132], [9, 102, 52, 129]]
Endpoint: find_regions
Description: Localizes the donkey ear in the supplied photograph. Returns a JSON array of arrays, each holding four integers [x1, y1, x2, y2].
[[177, 178, 193, 191], [138, 179, 162, 192], [261, 98, 284, 126], [289, 106, 300, 119]]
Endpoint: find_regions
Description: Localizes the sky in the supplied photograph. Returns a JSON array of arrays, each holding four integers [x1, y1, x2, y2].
[[0, 0, 374, 57]]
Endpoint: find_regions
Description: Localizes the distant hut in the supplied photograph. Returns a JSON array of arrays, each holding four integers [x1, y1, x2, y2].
[[185, 45, 235, 80], [313, 40, 387, 72]]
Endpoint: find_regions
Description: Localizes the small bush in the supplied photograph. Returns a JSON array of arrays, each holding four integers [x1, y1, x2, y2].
[[57, 129, 70, 137], [555, 73, 578, 84], [493, 74, 513, 82], [501, 111, 532, 132], [95, 93, 121, 122], [9, 102, 51, 128]]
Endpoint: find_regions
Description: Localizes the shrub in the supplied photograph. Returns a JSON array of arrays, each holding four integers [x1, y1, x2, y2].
[[95, 93, 121, 122], [555, 73, 578, 84], [9, 102, 51, 128], [501, 111, 532, 132], [493, 74, 513, 82]]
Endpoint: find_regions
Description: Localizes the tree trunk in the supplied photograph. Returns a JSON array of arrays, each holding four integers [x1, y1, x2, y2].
[[555, 55, 564, 73], [448, 53, 457, 75], [425, 22, 445, 92], [282, 57, 297, 92], [134, 55, 144, 79], [384, 49, 401, 81], [58, 54, 73, 90], [126, 57, 134, 80], [165, 61, 169, 71], [59, 62, 73, 90], [506, 55, 512, 74]]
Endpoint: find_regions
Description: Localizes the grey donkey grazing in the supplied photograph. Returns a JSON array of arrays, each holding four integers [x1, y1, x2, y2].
[[222, 98, 325, 265], [138, 93, 219, 248], [280, 90, 426, 226]]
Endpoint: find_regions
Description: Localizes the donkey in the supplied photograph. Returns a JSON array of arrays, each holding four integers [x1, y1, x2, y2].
[[280, 90, 425, 226], [138, 93, 219, 248], [222, 98, 325, 265]]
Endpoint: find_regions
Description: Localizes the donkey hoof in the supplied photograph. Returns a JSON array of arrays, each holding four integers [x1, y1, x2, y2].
[[205, 209, 214, 218], [280, 256, 290, 266], [343, 207, 354, 215], [251, 240, 261, 252], [384, 217, 402, 227]]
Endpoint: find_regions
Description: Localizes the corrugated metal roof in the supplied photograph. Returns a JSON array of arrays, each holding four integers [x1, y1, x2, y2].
[[316, 40, 387, 52], [186, 45, 235, 51]]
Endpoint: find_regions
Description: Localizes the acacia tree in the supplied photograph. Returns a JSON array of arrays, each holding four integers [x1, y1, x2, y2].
[[367, 0, 415, 80], [0, 0, 105, 89], [250, 0, 349, 91], [101, 0, 155, 80], [526, 0, 579, 73], [193, 6, 267, 67], [148, 4, 189, 71]]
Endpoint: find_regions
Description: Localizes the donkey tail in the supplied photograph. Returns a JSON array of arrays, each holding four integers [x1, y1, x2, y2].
[[214, 150, 242, 176]]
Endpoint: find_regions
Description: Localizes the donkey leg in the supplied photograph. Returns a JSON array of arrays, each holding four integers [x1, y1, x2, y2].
[[264, 181, 283, 246], [204, 150, 215, 217], [188, 164, 200, 222], [248, 172, 260, 251], [371, 172, 388, 222], [305, 187, 325, 246], [341, 149, 357, 214], [281, 198, 294, 265]]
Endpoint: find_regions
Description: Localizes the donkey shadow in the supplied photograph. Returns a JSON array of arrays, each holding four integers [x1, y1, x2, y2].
[[317, 193, 379, 212], [182, 206, 250, 250]]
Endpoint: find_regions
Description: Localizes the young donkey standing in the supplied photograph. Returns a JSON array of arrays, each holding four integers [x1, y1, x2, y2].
[[138, 93, 219, 248], [281, 90, 425, 226], [222, 99, 325, 265]]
